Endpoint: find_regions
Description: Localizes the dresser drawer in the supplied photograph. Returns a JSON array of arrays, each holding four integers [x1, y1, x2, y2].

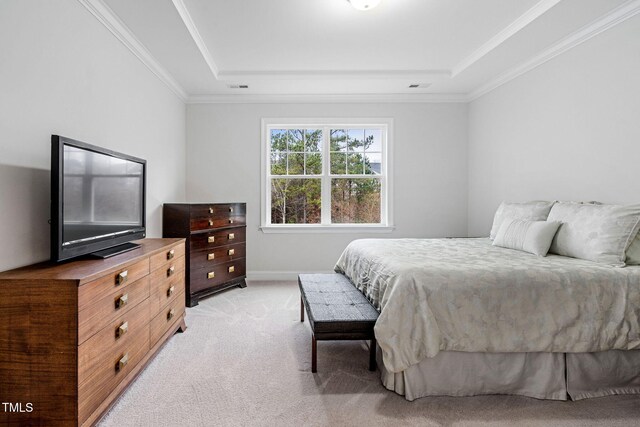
[[150, 293, 185, 347], [191, 259, 246, 293], [190, 242, 246, 269], [78, 298, 150, 387], [150, 242, 185, 272], [189, 203, 246, 218], [78, 258, 150, 309], [78, 324, 150, 424], [149, 267, 185, 316], [78, 275, 150, 344], [190, 227, 246, 250], [190, 215, 246, 231]]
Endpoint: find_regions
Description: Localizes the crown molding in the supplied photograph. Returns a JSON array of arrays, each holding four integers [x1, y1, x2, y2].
[[171, 0, 220, 79], [452, 0, 562, 77], [468, 0, 640, 101], [217, 69, 450, 81], [186, 93, 469, 104], [77, 0, 188, 101]]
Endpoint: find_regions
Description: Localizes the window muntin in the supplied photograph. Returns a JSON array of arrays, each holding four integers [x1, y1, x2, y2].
[[263, 120, 391, 229]]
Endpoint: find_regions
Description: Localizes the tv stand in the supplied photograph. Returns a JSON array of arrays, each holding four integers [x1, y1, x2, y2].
[[90, 242, 140, 259]]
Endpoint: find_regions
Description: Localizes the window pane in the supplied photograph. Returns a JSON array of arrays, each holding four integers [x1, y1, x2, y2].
[[347, 129, 365, 152], [365, 129, 382, 152], [271, 129, 288, 153], [330, 129, 347, 152], [331, 178, 381, 224], [304, 129, 322, 152], [271, 178, 321, 224], [288, 153, 304, 175], [347, 153, 364, 175], [305, 153, 322, 175], [330, 152, 346, 174], [288, 130, 304, 152], [364, 152, 381, 175], [271, 152, 287, 175]]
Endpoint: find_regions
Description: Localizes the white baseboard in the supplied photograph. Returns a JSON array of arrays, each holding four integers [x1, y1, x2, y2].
[[246, 270, 335, 281]]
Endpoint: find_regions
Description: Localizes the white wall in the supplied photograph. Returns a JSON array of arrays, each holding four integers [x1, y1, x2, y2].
[[0, 0, 186, 270], [187, 103, 468, 277], [467, 15, 640, 237]]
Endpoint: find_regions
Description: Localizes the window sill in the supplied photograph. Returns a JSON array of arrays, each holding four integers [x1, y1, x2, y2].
[[260, 225, 395, 234]]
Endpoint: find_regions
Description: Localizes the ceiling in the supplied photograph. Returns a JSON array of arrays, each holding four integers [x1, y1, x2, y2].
[[85, 0, 639, 102]]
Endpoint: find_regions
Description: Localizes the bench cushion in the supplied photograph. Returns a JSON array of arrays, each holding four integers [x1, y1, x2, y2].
[[298, 273, 379, 339]]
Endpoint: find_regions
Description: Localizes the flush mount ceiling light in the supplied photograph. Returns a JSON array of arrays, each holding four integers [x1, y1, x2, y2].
[[348, 0, 382, 11]]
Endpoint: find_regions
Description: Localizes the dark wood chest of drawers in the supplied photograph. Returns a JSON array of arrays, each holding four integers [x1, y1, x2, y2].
[[163, 203, 247, 307]]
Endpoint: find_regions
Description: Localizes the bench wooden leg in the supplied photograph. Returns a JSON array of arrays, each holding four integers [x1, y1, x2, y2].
[[300, 296, 304, 322], [369, 337, 377, 371], [312, 334, 317, 373]]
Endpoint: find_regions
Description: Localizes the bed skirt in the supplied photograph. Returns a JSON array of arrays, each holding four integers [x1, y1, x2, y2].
[[380, 350, 640, 401]]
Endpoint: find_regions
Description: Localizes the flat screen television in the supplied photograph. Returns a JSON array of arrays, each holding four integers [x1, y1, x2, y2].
[[51, 135, 146, 262]]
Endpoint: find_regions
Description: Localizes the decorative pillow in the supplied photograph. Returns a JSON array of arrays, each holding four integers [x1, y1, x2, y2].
[[626, 232, 640, 265], [548, 202, 640, 267], [489, 201, 555, 240], [493, 219, 562, 256]]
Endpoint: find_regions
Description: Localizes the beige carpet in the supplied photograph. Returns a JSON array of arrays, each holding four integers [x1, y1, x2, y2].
[[98, 281, 640, 427]]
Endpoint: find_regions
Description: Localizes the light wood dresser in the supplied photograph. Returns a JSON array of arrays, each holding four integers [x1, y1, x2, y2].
[[163, 203, 247, 307], [0, 238, 186, 426]]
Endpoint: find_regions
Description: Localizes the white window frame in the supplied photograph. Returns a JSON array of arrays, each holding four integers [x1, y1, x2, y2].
[[260, 117, 394, 233]]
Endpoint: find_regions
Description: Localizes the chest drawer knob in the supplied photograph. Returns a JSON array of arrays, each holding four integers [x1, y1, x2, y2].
[[116, 353, 129, 372], [115, 270, 128, 286], [208, 236, 215, 243], [228, 248, 235, 256], [209, 207, 213, 214], [207, 253, 215, 260], [115, 293, 128, 310], [228, 265, 235, 273], [167, 285, 175, 297], [228, 233, 235, 240], [229, 207, 234, 213], [229, 219, 234, 224], [116, 321, 129, 339], [207, 271, 215, 279], [208, 219, 214, 226], [167, 309, 175, 321], [167, 249, 175, 260], [167, 266, 175, 277]]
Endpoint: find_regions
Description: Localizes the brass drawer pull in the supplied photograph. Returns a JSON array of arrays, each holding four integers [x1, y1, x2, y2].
[[229, 219, 234, 224], [229, 207, 233, 213], [167, 249, 175, 260], [207, 271, 215, 279], [116, 321, 128, 339], [115, 270, 128, 286], [208, 219, 214, 226], [228, 233, 235, 240], [167, 309, 175, 321], [208, 236, 215, 243], [207, 253, 215, 260], [116, 353, 129, 372], [167, 285, 175, 297], [167, 266, 175, 277], [209, 207, 214, 214], [228, 249, 235, 256], [228, 266, 235, 273], [115, 294, 128, 310]]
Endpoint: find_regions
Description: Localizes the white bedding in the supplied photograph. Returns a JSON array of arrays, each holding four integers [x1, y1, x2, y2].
[[335, 238, 640, 373]]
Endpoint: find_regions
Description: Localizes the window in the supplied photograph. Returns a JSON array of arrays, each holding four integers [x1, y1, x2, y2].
[[261, 118, 393, 232]]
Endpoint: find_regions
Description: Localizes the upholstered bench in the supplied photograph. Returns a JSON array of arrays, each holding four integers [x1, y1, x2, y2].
[[298, 273, 379, 373]]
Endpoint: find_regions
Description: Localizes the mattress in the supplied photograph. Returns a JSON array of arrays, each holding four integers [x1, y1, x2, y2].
[[335, 238, 640, 373]]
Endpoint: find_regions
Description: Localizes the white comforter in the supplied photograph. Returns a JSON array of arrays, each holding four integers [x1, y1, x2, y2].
[[335, 238, 640, 373]]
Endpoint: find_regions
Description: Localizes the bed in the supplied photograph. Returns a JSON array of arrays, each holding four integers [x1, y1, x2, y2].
[[335, 237, 640, 401]]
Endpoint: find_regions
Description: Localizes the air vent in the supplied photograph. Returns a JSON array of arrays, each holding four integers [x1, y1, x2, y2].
[[409, 83, 430, 89], [227, 84, 249, 89]]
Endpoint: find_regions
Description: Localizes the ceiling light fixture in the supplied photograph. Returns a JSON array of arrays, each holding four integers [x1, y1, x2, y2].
[[348, 0, 382, 11]]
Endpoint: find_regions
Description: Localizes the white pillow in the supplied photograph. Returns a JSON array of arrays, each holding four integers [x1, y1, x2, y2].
[[626, 232, 640, 265], [489, 201, 555, 240], [493, 219, 562, 256], [548, 202, 640, 267]]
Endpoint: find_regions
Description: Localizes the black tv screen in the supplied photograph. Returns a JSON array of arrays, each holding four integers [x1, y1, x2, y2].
[[51, 135, 146, 262]]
